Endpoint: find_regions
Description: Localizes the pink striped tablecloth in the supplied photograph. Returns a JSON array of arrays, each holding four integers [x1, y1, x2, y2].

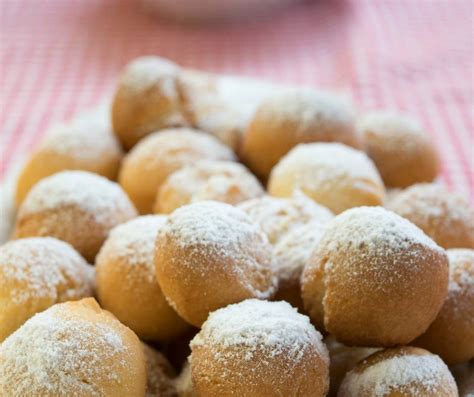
[[1, 0, 472, 199]]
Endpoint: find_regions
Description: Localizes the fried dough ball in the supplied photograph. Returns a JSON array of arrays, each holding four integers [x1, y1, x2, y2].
[[178, 69, 244, 151], [325, 336, 380, 397], [387, 183, 474, 249], [338, 347, 458, 397], [273, 221, 328, 310], [96, 216, 189, 341], [302, 206, 449, 347], [190, 299, 330, 397], [414, 249, 474, 365], [0, 237, 93, 341], [119, 128, 235, 214], [268, 143, 385, 214], [238, 193, 333, 245], [0, 299, 146, 396], [155, 201, 276, 327], [241, 89, 359, 180], [14, 171, 137, 262], [143, 344, 177, 397], [154, 160, 264, 214], [357, 111, 440, 187], [15, 111, 123, 206], [112, 56, 190, 150]]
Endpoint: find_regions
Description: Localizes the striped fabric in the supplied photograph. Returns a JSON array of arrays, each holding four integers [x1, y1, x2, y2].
[[1, 0, 472, 199]]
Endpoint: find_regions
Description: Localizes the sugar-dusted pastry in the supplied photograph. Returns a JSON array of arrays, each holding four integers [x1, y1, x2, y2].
[[119, 128, 235, 214], [154, 160, 263, 214], [112, 56, 190, 150], [241, 89, 359, 180], [0, 237, 93, 341], [268, 143, 385, 214], [14, 170, 137, 262], [338, 347, 458, 397], [190, 299, 330, 397], [357, 111, 440, 187], [388, 183, 474, 249], [0, 299, 146, 396], [15, 111, 123, 206], [414, 248, 474, 364], [239, 193, 333, 245], [155, 201, 276, 327], [302, 206, 448, 347], [96, 216, 189, 341]]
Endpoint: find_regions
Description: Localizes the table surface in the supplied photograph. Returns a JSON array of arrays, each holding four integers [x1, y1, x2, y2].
[[1, 0, 472, 199]]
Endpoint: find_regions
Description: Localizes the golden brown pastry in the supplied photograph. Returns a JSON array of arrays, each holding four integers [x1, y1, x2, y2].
[[241, 89, 359, 180], [414, 248, 474, 365], [119, 128, 235, 214], [238, 193, 333, 245], [268, 143, 385, 214], [112, 56, 190, 150], [0, 298, 147, 396], [338, 347, 458, 397], [302, 206, 449, 347], [155, 201, 276, 327], [96, 216, 189, 341], [15, 111, 123, 206], [357, 111, 440, 187], [14, 170, 137, 262], [154, 160, 264, 214], [387, 183, 474, 249], [190, 299, 330, 397], [0, 237, 93, 341]]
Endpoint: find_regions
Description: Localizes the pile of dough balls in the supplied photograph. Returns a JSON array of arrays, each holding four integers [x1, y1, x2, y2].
[[2, 56, 473, 396]]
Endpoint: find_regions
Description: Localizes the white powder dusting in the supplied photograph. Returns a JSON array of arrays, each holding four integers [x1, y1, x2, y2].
[[238, 192, 333, 245], [157, 201, 276, 299], [273, 221, 327, 283], [191, 299, 327, 363], [325, 206, 442, 254], [159, 160, 263, 211], [19, 171, 137, 226], [342, 352, 454, 396], [270, 142, 383, 191], [0, 237, 93, 306], [101, 215, 167, 269], [0, 303, 129, 396], [40, 110, 121, 161]]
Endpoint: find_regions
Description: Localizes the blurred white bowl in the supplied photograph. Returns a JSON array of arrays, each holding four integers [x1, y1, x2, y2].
[[142, 0, 300, 22]]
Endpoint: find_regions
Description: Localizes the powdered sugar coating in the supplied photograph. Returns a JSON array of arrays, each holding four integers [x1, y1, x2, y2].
[[271, 142, 383, 190], [41, 110, 121, 161], [447, 249, 474, 294], [156, 160, 264, 213], [339, 348, 458, 396], [0, 237, 93, 304], [101, 215, 167, 275], [268, 143, 385, 214], [0, 301, 143, 396], [191, 299, 327, 361], [0, 237, 94, 341], [157, 201, 276, 299], [273, 221, 327, 284], [19, 170, 137, 226], [325, 206, 442, 254], [190, 299, 330, 396], [239, 193, 333, 245], [387, 183, 474, 249]]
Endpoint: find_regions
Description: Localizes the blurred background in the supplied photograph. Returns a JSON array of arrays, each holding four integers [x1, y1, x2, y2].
[[0, 0, 472, 198]]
